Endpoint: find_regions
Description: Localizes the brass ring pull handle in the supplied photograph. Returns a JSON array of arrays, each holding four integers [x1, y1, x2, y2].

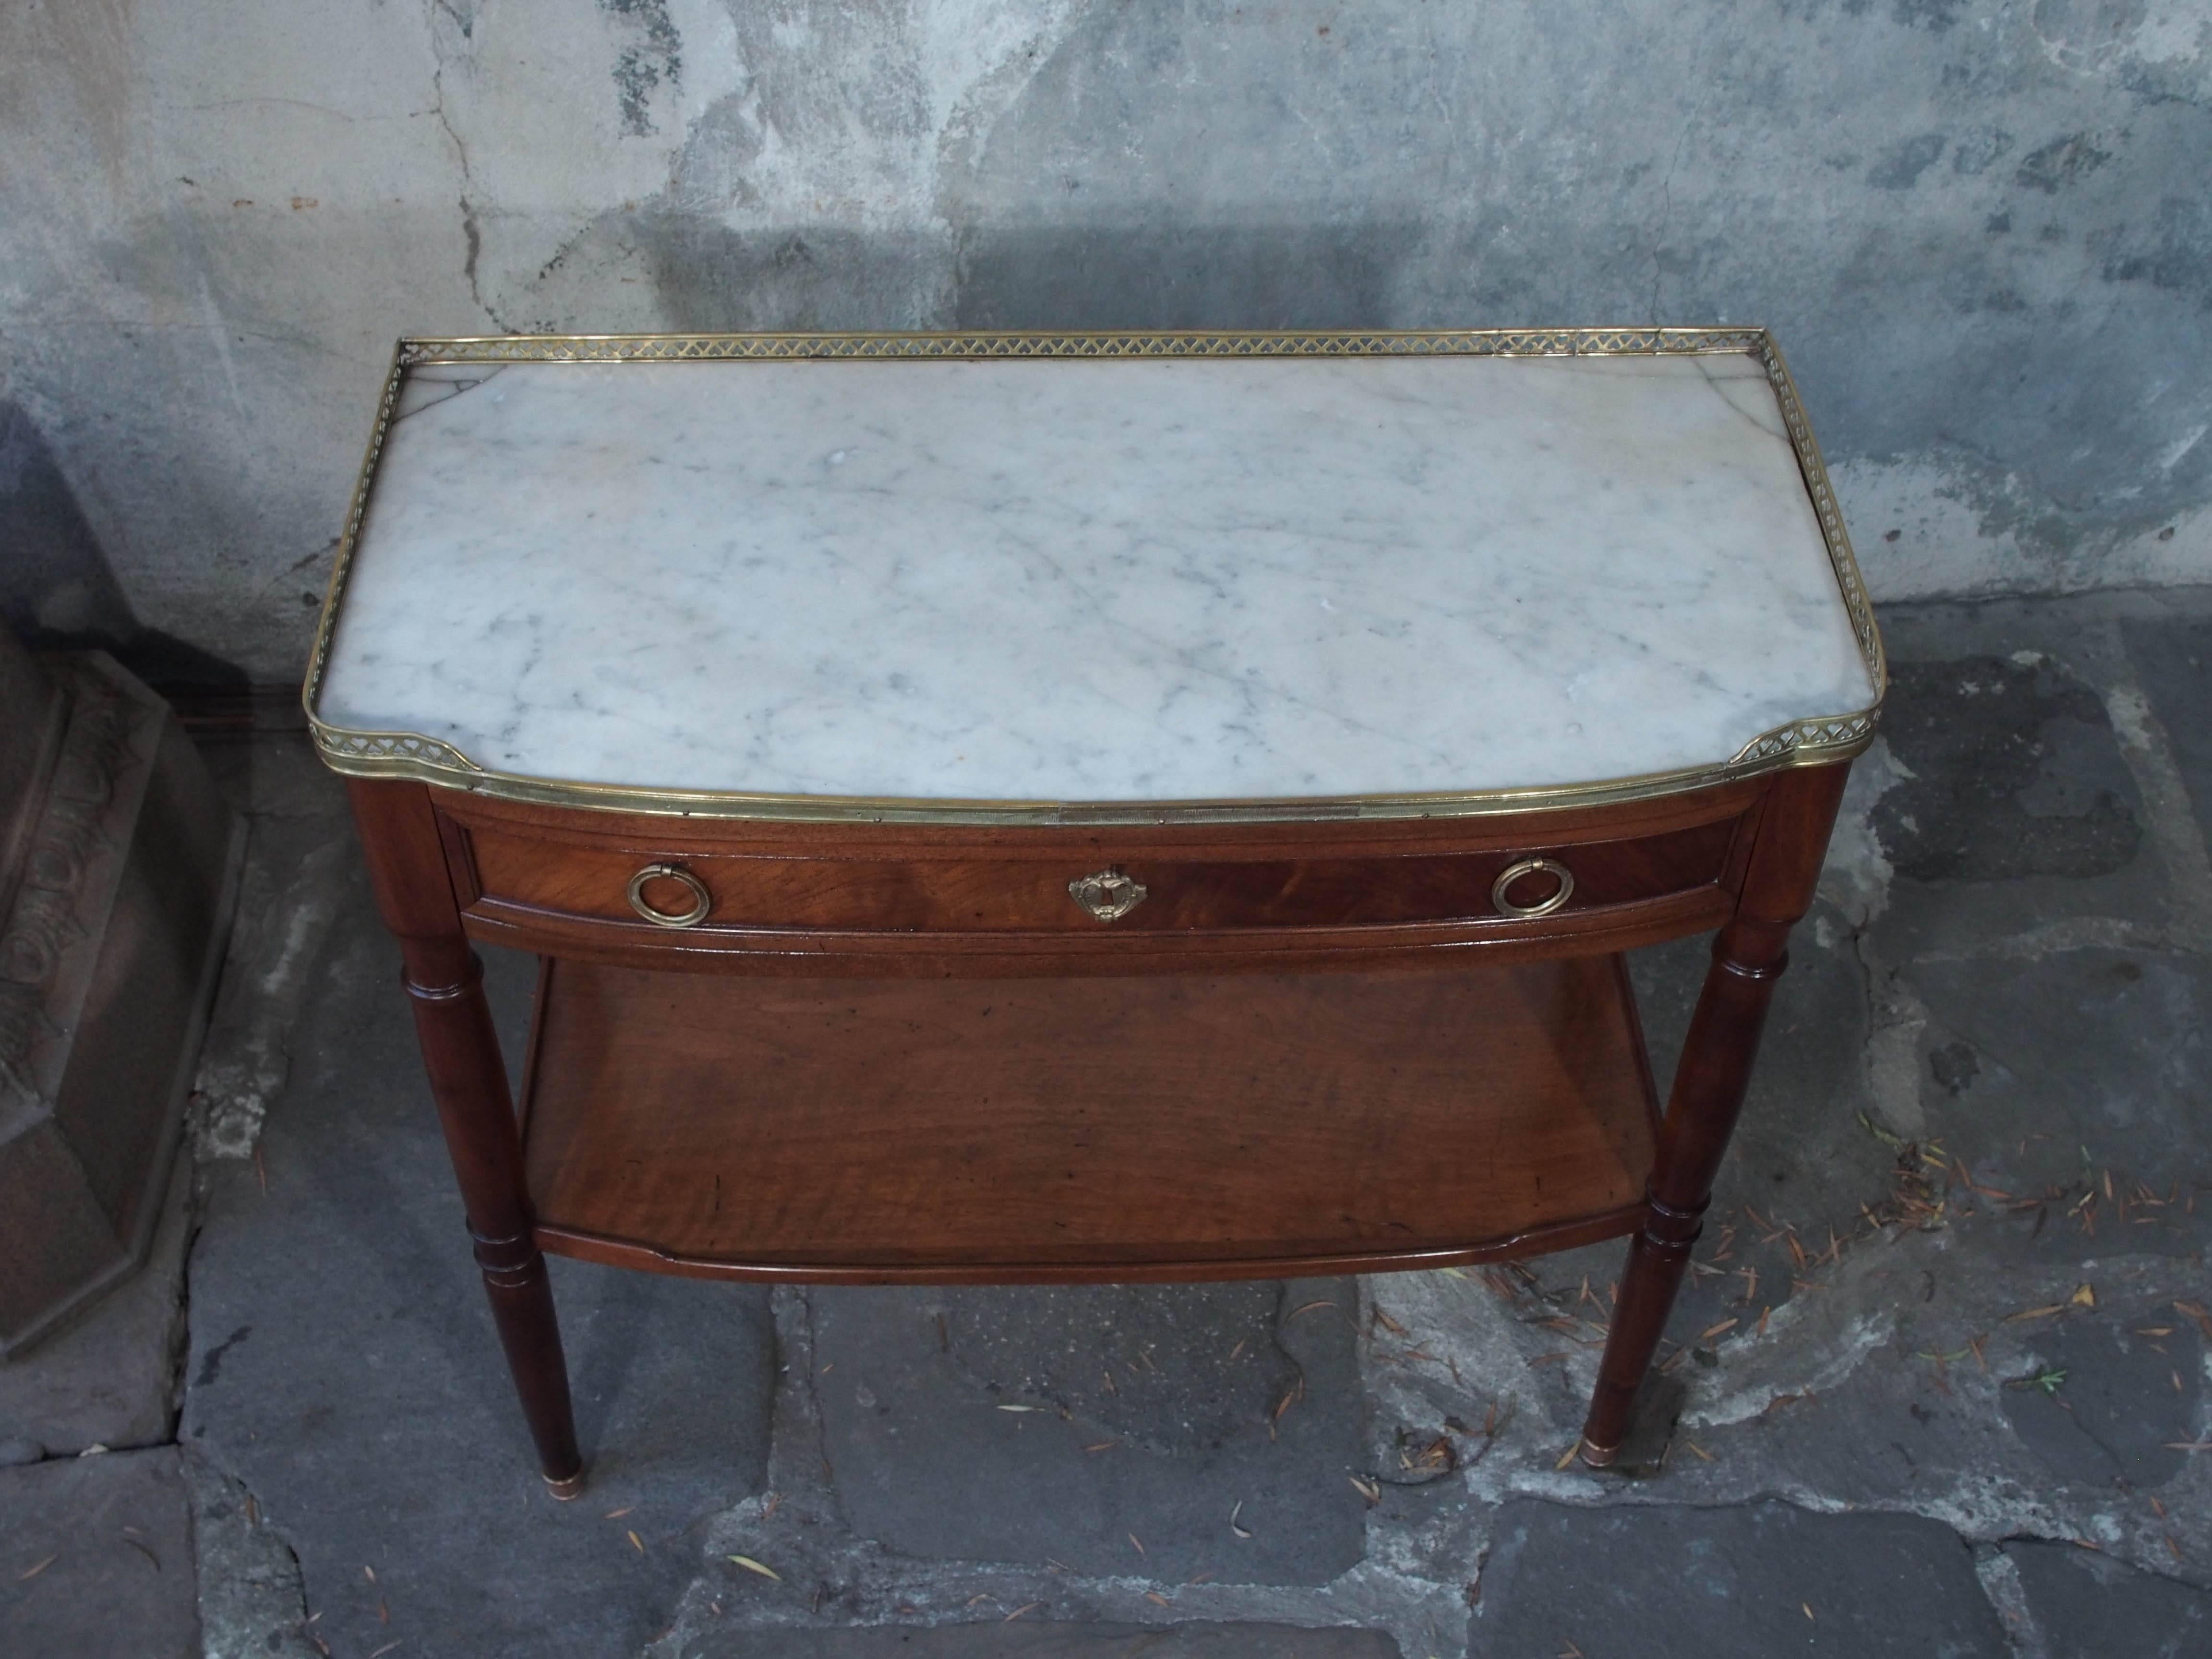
[[1491, 857, 1575, 919], [1069, 866, 1148, 923], [626, 862, 711, 928]]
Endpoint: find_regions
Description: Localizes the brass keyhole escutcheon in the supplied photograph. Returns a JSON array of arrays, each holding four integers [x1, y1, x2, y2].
[[627, 862, 712, 928], [1069, 866, 1148, 923], [1491, 857, 1575, 919]]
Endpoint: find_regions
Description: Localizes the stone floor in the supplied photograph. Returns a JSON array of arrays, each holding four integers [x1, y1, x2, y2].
[[5, 588, 2212, 1658]]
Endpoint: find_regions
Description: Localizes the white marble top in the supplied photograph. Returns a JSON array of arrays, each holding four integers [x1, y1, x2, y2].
[[316, 350, 1876, 805]]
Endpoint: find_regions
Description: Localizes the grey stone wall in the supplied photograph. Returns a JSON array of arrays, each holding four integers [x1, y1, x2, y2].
[[2, 0, 2207, 680]]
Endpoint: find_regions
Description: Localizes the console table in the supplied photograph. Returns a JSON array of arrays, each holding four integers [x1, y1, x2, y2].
[[304, 328, 1882, 1494]]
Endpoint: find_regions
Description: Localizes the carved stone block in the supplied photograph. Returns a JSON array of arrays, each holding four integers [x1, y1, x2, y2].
[[0, 639, 242, 1357]]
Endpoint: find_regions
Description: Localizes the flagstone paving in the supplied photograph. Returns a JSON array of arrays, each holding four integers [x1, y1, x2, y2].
[[5, 589, 2211, 1657]]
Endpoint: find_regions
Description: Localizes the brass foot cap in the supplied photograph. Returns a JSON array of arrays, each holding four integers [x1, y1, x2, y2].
[[1579, 1440, 1620, 1469], [544, 1470, 586, 1501]]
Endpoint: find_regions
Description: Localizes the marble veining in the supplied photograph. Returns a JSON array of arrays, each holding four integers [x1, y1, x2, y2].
[[318, 352, 1876, 804]]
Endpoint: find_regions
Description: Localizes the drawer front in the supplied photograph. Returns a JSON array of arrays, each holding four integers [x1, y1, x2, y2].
[[452, 815, 1746, 937]]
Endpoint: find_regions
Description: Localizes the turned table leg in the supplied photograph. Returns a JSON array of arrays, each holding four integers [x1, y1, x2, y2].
[[1581, 764, 1850, 1465], [348, 780, 584, 1497]]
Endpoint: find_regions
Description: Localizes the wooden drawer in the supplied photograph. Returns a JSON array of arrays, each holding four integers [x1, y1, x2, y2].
[[459, 818, 1740, 933], [430, 785, 1763, 970]]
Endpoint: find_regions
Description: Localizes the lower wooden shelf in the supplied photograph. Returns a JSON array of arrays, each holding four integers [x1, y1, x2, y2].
[[517, 955, 1661, 1282]]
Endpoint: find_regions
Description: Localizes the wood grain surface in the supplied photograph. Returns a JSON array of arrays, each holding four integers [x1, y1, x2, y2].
[[518, 955, 1659, 1278], [436, 782, 1762, 974]]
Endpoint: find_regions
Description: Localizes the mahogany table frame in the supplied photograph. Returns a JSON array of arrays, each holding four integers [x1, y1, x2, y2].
[[311, 326, 1880, 1495], [346, 760, 1848, 1493]]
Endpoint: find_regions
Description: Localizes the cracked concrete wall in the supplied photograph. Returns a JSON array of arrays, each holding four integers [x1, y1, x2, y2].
[[2, 0, 2209, 678]]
